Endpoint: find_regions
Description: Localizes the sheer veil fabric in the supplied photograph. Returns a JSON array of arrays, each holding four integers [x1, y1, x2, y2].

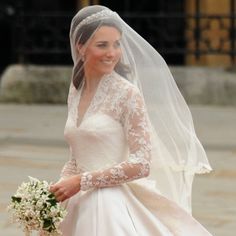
[[67, 5, 212, 214]]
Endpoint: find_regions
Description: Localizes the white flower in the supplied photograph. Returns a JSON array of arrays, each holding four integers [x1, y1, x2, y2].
[[8, 176, 67, 235]]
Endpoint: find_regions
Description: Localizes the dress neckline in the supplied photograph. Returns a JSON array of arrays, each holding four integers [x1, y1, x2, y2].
[[75, 72, 113, 128]]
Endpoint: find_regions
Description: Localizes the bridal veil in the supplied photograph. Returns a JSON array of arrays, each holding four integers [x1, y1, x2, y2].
[[68, 5, 212, 213]]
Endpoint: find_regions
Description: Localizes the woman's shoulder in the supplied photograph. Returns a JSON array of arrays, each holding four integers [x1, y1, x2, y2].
[[111, 71, 141, 97]]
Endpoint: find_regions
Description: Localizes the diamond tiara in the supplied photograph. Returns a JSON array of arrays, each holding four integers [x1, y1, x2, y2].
[[76, 9, 119, 30]]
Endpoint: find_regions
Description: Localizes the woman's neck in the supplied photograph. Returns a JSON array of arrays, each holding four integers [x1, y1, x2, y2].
[[83, 71, 104, 93]]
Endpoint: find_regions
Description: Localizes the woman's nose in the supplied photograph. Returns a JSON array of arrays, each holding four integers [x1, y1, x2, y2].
[[106, 47, 116, 57]]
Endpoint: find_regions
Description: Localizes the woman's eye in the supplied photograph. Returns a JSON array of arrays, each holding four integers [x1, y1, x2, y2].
[[114, 41, 121, 48], [97, 44, 107, 48]]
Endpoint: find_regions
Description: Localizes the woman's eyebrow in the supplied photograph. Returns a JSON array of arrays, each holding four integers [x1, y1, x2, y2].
[[95, 39, 121, 43], [95, 40, 108, 44]]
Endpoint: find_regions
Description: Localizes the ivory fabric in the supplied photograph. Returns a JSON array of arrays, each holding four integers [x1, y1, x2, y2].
[[59, 72, 212, 236], [69, 5, 212, 213]]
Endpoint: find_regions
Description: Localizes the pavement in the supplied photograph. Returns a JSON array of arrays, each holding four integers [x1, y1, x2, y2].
[[0, 104, 236, 236]]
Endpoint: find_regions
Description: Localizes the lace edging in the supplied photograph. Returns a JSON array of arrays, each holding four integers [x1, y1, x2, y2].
[[168, 163, 212, 174]]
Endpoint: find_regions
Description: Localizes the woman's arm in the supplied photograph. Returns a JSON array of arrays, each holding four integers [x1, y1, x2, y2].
[[60, 147, 78, 180], [51, 86, 152, 201], [51, 147, 82, 201]]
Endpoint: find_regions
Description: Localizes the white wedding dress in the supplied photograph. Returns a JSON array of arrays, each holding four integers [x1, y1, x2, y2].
[[59, 72, 212, 236]]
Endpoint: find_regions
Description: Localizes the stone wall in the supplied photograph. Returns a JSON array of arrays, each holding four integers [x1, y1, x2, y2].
[[0, 65, 71, 104], [0, 64, 235, 105], [171, 66, 236, 105]]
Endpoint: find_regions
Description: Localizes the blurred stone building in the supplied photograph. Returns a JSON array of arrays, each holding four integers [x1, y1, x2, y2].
[[0, 0, 235, 74]]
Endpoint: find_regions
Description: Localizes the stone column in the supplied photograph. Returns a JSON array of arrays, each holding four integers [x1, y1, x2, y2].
[[185, 0, 233, 66]]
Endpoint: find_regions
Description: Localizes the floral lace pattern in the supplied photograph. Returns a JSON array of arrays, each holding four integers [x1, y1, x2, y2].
[[62, 72, 152, 191], [60, 159, 77, 179]]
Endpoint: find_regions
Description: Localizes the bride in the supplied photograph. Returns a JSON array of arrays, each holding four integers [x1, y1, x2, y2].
[[50, 5, 213, 236]]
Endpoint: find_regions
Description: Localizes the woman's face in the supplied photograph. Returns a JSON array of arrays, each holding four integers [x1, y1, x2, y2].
[[79, 26, 122, 79]]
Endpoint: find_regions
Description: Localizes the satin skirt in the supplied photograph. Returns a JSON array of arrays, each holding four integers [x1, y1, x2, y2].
[[60, 183, 212, 236]]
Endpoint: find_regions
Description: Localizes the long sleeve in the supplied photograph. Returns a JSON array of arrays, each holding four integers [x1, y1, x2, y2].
[[60, 147, 78, 180], [80, 87, 152, 191], [60, 83, 80, 180]]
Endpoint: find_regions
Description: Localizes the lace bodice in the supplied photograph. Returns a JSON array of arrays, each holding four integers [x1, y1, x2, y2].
[[61, 72, 152, 191]]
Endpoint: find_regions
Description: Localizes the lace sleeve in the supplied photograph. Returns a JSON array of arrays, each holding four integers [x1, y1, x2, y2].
[[60, 82, 78, 180], [60, 147, 79, 180], [67, 82, 76, 111], [80, 87, 152, 191]]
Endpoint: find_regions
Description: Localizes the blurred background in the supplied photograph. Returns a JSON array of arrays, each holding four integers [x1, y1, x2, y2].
[[0, 0, 236, 70], [0, 0, 235, 235]]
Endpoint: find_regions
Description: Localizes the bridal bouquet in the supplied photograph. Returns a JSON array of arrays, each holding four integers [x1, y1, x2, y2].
[[8, 176, 67, 236]]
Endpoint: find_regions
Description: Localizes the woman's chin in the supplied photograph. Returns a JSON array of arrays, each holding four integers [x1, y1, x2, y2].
[[91, 65, 116, 78], [100, 67, 115, 75]]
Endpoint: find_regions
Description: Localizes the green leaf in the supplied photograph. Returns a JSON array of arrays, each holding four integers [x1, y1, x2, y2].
[[11, 196, 21, 203], [48, 192, 56, 198], [46, 198, 57, 206], [43, 218, 53, 229]]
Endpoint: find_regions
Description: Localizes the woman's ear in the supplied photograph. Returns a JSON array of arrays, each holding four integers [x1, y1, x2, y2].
[[76, 44, 85, 55], [76, 44, 86, 61], [76, 44, 85, 61]]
